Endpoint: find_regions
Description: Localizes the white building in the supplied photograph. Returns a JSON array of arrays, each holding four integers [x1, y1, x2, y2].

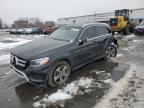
[[57, 8, 144, 25]]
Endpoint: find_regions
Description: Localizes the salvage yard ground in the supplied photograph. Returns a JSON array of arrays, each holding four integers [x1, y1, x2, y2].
[[0, 31, 144, 108]]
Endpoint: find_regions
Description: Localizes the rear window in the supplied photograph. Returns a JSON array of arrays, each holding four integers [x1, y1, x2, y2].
[[110, 18, 118, 26]]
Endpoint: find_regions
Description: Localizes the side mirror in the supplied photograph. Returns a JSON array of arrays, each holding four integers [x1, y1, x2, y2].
[[78, 38, 87, 45]]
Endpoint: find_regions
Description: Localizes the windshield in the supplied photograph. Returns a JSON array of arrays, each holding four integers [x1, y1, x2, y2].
[[49, 26, 81, 41], [139, 20, 144, 26], [110, 18, 118, 26]]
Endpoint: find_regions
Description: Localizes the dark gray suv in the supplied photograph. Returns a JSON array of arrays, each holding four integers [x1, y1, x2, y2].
[[10, 23, 118, 87]]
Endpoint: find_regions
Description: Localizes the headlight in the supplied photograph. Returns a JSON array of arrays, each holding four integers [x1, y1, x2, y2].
[[30, 57, 49, 67]]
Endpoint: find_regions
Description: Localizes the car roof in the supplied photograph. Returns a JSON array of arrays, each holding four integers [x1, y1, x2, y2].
[[63, 22, 110, 28]]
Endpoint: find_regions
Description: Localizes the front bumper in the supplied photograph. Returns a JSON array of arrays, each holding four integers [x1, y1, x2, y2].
[[10, 64, 49, 86], [11, 64, 30, 82], [134, 29, 144, 35]]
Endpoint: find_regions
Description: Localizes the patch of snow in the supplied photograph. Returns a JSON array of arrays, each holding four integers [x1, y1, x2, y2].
[[34, 35, 47, 39], [64, 82, 79, 95], [77, 77, 94, 88], [103, 79, 114, 84], [0, 54, 10, 65], [133, 39, 142, 43], [33, 102, 45, 108], [85, 89, 93, 93], [116, 53, 124, 58], [110, 64, 144, 108], [93, 64, 135, 108], [122, 46, 136, 51], [122, 34, 136, 42], [33, 96, 40, 100], [0, 39, 31, 50], [43, 90, 73, 103], [114, 34, 123, 39], [8, 99, 12, 102], [33, 77, 95, 108], [17, 34, 47, 40], [97, 71, 106, 74]]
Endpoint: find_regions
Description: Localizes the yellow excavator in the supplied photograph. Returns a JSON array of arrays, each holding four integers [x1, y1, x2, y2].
[[110, 9, 136, 35]]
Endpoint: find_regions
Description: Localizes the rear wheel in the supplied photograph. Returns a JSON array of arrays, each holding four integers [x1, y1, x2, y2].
[[105, 45, 117, 59], [112, 32, 115, 36], [130, 27, 134, 33], [118, 31, 122, 34], [48, 61, 71, 87]]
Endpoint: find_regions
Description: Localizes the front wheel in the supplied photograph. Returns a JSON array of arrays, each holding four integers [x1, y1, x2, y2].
[[105, 45, 117, 59], [48, 61, 71, 87]]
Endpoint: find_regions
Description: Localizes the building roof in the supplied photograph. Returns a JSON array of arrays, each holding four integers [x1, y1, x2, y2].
[[57, 8, 144, 21]]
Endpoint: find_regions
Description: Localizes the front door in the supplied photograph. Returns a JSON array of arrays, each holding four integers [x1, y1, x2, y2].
[[71, 26, 100, 67]]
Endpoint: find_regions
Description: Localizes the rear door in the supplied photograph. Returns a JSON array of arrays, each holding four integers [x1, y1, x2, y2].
[[93, 25, 112, 56]]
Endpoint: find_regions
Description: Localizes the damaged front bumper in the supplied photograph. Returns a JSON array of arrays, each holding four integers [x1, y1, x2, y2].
[[10, 64, 49, 87], [10, 64, 30, 82]]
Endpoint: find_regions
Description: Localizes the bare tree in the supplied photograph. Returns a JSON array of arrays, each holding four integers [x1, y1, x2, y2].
[[3, 23, 9, 29], [45, 21, 55, 27], [29, 17, 44, 27], [0, 18, 3, 29]]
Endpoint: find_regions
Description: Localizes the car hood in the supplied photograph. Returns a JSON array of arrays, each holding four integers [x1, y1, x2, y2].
[[11, 38, 70, 60]]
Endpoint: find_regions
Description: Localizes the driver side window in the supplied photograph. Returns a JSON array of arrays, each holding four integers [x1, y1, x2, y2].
[[80, 26, 95, 40]]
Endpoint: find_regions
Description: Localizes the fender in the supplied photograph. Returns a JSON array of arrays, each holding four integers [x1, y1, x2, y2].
[[113, 38, 119, 48]]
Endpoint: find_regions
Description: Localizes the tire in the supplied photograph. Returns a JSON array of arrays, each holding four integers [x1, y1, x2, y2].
[[123, 24, 130, 35], [118, 31, 122, 34], [130, 27, 134, 33], [105, 44, 117, 59], [134, 30, 139, 36], [112, 32, 115, 36], [48, 61, 71, 87]]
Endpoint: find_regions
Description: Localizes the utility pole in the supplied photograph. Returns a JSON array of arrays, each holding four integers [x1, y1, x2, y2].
[[95, 12, 97, 22]]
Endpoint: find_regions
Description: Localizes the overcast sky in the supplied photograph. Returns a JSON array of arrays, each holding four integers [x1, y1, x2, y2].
[[0, 0, 144, 24]]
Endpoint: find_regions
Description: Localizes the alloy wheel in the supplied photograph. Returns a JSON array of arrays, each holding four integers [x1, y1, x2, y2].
[[54, 65, 69, 85], [106, 46, 117, 58]]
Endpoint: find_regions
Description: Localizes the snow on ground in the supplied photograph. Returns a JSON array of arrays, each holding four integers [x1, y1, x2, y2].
[[0, 54, 10, 65], [0, 36, 33, 65], [116, 53, 124, 58], [122, 34, 136, 42], [0, 34, 48, 65], [33, 77, 96, 108], [0, 34, 48, 50], [8, 34, 47, 40], [110, 65, 144, 108], [93, 64, 135, 108], [122, 46, 136, 51], [0, 38, 31, 50], [133, 39, 142, 43]]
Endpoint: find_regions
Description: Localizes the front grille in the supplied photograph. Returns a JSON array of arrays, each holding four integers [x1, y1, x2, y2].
[[10, 54, 28, 70]]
